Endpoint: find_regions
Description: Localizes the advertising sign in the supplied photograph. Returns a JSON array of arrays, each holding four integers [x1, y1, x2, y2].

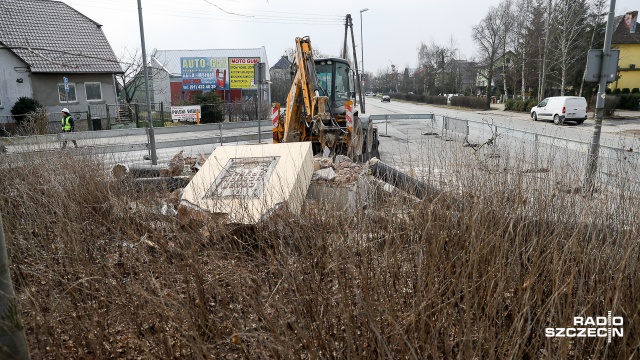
[[229, 57, 260, 89], [181, 57, 228, 91], [171, 105, 201, 123]]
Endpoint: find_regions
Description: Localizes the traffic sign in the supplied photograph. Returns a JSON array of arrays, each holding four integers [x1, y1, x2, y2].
[[63, 76, 68, 84], [585, 49, 619, 83]]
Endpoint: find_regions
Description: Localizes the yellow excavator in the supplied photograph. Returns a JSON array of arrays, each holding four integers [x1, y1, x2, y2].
[[272, 33, 379, 161]]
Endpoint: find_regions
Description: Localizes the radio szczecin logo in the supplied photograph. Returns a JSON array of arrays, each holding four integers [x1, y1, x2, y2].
[[546, 311, 623, 343]]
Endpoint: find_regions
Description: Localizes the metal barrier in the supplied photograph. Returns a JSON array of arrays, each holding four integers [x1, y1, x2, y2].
[[369, 113, 434, 136], [0, 120, 271, 155], [3, 111, 640, 188], [363, 112, 640, 188]]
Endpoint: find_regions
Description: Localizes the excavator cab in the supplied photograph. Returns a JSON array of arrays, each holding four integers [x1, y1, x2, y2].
[[314, 58, 355, 117]]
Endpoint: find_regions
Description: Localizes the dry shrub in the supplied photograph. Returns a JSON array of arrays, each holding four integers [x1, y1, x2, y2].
[[0, 148, 638, 358], [20, 108, 49, 135]]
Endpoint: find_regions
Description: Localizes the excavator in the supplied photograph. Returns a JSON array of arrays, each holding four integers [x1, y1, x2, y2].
[[272, 18, 379, 161]]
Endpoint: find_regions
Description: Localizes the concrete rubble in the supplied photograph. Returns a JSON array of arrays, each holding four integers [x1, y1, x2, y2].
[[307, 155, 370, 213]]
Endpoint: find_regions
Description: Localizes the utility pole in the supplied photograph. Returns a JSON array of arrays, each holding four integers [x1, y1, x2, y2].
[[584, 0, 616, 194], [360, 8, 369, 113], [137, 0, 157, 165]]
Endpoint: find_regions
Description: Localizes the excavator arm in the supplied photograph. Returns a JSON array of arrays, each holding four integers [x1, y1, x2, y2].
[[280, 37, 331, 144]]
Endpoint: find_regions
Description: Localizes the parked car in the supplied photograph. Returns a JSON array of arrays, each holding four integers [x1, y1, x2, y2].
[[381, 95, 391, 102], [530, 96, 588, 125], [365, 92, 376, 96]]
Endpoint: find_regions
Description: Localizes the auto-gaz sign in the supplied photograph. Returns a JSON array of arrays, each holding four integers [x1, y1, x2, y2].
[[181, 57, 229, 91]]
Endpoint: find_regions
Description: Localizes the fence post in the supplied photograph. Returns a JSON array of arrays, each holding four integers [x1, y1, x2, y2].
[[87, 105, 92, 131], [219, 123, 223, 145], [105, 104, 110, 127], [385, 115, 389, 136], [135, 104, 140, 128], [534, 133, 539, 170], [160, 102, 164, 123], [0, 212, 31, 359]]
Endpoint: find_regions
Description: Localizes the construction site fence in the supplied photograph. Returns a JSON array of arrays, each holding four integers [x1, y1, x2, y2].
[[3, 111, 639, 189], [0, 120, 271, 158], [370, 113, 639, 189], [1, 101, 271, 136]]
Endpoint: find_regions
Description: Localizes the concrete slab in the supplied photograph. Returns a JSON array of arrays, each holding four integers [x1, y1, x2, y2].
[[180, 142, 313, 224]]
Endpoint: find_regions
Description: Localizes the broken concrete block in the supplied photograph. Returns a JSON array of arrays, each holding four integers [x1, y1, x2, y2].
[[312, 168, 337, 181], [307, 163, 368, 213], [180, 142, 314, 224]]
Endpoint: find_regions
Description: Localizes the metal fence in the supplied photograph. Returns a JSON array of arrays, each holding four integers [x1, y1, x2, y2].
[[397, 113, 640, 188], [0, 120, 271, 158], [4, 110, 640, 189], [2, 100, 273, 136]]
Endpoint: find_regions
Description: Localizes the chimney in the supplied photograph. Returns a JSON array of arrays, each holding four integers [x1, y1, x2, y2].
[[625, 11, 638, 33]]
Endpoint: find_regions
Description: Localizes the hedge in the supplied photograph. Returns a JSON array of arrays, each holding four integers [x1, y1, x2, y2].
[[449, 96, 489, 110], [616, 94, 640, 110], [389, 93, 447, 105]]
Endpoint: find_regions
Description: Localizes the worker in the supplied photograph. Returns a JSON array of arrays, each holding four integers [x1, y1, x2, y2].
[[61, 108, 78, 149]]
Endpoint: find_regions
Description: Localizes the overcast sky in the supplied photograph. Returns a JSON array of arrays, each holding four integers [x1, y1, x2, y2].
[[60, 0, 639, 73]]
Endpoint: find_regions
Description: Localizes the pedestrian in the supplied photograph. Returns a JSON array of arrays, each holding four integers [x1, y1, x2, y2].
[[61, 108, 78, 149]]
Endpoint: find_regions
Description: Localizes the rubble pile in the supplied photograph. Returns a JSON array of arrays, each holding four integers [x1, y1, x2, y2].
[[311, 155, 367, 185]]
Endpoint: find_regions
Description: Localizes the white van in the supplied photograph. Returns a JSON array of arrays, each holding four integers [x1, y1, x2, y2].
[[530, 96, 588, 125]]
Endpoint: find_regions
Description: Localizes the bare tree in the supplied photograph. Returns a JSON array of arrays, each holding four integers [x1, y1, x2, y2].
[[579, 0, 608, 96], [117, 48, 149, 104], [418, 40, 458, 95], [511, 0, 535, 99], [501, 1, 513, 101], [539, 0, 555, 99], [553, 0, 589, 95], [472, 0, 512, 108]]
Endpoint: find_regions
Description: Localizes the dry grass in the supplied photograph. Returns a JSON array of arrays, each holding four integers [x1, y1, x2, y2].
[[0, 148, 639, 359]]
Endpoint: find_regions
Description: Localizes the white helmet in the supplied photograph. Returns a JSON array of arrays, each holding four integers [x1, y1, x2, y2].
[[61, 108, 69, 113]]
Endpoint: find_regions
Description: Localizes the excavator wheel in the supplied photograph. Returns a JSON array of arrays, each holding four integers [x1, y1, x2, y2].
[[348, 116, 364, 161]]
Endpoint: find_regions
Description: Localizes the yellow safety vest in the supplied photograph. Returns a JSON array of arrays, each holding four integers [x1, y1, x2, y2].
[[62, 115, 72, 131]]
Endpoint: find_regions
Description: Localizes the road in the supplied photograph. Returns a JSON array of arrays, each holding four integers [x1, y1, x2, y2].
[[362, 97, 640, 188]]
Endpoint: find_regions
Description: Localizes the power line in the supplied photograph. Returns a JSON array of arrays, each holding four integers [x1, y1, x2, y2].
[[62, 0, 344, 25]]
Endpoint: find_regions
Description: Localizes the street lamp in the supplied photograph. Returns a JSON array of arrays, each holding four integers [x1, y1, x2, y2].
[[360, 8, 368, 111]]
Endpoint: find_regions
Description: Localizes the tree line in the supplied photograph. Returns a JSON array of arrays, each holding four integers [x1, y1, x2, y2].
[[368, 0, 609, 108]]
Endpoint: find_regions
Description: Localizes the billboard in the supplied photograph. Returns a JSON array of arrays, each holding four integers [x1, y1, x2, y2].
[[181, 57, 229, 91], [229, 57, 260, 89], [171, 105, 201, 122]]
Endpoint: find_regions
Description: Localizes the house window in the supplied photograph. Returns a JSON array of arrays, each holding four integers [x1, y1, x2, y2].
[[58, 83, 77, 102], [85, 82, 103, 101]]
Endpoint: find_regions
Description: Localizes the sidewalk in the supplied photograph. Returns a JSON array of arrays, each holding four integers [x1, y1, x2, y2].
[[486, 103, 640, 137]]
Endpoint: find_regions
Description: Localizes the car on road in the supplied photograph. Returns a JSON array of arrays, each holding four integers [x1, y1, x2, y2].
[[365, 92, 375, 96], [381, 95, 391, 102], [530, 96, 588, 125]]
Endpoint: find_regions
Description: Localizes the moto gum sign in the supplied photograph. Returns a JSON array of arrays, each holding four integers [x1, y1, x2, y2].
[[230, 58, 260, 64]]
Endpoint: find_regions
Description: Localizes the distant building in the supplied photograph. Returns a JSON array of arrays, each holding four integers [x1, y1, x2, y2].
[[609, 11, 640, 91], [0, 0, 122, 120], [269, 56, 292, 104], [449, 60, 477, 94]]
